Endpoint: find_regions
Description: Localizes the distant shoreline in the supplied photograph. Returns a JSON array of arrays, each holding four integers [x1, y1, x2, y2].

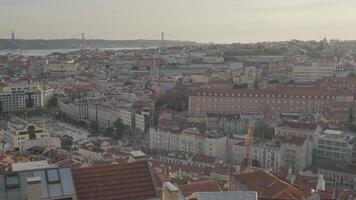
[[0, 39, 196, 51]]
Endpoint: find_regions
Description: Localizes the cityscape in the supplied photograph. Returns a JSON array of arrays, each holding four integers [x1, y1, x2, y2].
[[1, 1, 356, 200]]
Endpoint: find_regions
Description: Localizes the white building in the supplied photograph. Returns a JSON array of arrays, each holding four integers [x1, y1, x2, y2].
[[149, 127, 228, 160], [292, 64, 336, 83], [45, 63, 79, 76], [0, 84, 43, 115], [313, 130, 355, 162], [202, 56, 224, 64], [231, 139, 282, 172], [231, 135, 313, 173], [279, 135, 313, 173], [0, 117, 50, 149]]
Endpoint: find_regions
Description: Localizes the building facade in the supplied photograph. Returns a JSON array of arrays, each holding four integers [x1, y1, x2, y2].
[[0, 117, 49, 149], [313, 130, 356, 162], [0, 84, 43, 115], [149, 128, 228, 160], [189, 87, 354, 120]]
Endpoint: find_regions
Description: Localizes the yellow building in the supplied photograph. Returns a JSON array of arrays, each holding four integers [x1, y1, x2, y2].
[[0, 117, 49, 149], [191, 74, 209, 84]]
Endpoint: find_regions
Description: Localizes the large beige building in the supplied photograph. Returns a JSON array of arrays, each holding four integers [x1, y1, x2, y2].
[[189, 87, 354, 121], [0, 117, 49, 149]]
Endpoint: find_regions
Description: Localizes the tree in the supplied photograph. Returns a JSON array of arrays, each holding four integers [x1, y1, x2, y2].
[[155, 88, 189, 112], [112, 118, 125, 140], [61, 136, 73, 151], [90, 121, 99, 135], [47, 95, 58, 108]]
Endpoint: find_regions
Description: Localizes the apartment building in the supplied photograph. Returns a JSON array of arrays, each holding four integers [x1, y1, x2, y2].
[[59, 100, 150, 132], [231, 139, 282, 172], [149, 127, 228, 160], [45, 62, 79, 76], [311, 161, 356, 191], [189, 87, 354, 120], [231, 135, 313, 173], [0, 84, 43, 115], [313, 130, 356, 162], [275, 120, 321, 138], [292, 64, 335, 83]]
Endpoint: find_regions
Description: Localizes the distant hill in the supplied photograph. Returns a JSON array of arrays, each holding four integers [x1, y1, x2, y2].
[[0, 39, 196, 50]]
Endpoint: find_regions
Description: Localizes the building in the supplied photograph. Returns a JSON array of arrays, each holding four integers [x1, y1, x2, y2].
[[292, 64, 335, 83], [0, 166, 77, 200], [149, 128, 228, 160], [275, 120, 321, 138], [279, 135, 313, 173], [189, 87, 354, 120], [45, 63, 79, 76], [0, 117, 49, 150], [309, 161, 356, 191], [0, 84, 43, 115], [231, 135, 313, 173], [206, 112, 263, 134], [230, 171, 305, 200], [313, 130, 356, 162], [187, 192, 257, 200], [72, 160, 158, 200], [231, 139, 282, 172], [202, 56, 224, 64]]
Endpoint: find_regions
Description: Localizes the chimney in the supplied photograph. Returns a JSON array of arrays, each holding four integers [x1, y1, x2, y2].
[[161, 182, 179, 200], [26, 176, 42, 200]]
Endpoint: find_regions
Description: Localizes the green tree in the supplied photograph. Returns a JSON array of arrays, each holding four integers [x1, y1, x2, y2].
[[47, 95, 58, 108], [90, 121, 99, 135], [112, 118, 125, 140]]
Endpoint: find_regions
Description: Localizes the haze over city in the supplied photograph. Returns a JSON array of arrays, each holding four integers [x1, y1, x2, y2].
[[2, 1, 356, 200], [1, 0, 356, 43]]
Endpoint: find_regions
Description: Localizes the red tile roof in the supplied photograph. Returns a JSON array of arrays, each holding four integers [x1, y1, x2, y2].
[[72, 160, 157, 200], [192, 154, 217, 165], [233, 171, 305, 200], [179, 180, 221, 197]]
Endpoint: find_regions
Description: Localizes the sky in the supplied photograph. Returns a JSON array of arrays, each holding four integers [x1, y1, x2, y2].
[[1, 0, 356, 43]]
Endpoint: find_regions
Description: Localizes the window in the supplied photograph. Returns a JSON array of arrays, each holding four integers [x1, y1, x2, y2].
[[5, 174, 20, 189]]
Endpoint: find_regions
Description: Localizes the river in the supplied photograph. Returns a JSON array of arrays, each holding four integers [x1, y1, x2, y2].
[[0, 47, 147, 56]]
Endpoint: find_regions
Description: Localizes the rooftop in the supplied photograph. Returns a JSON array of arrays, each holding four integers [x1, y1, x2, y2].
[[0, 167, 76, 200], [72, 160, 157, 200]]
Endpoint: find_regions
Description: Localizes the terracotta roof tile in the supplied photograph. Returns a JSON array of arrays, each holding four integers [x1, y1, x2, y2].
[[179, 180, 221, 197], [234, 171, 305, 199], [72, 160, 157, 200]]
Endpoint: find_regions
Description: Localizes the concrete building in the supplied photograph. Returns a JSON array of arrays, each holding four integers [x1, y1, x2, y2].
[[275, 120, 321, 138], [313, 130, 356, 162], [189, 87, 355, 120], [231, 135, 313, 173], [279, 135, 313, 173], [202, 56, 224, 64], [0, 84, 43, 115], [231, 139, 282, 172], [292, 64, 335, 83], [310, 161, 356, 191], [149, 127, 228, 160], [45, 62, 79, 76]]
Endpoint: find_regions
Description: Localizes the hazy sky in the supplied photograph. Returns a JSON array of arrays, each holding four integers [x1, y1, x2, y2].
[[1, 0, 356, 43]]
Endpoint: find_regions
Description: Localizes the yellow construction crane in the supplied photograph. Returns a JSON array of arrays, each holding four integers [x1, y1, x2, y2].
[[244, 121, 255, 173]]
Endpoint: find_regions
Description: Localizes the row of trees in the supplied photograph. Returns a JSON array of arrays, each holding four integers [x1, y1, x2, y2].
[[90, 118, 126, 140]]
